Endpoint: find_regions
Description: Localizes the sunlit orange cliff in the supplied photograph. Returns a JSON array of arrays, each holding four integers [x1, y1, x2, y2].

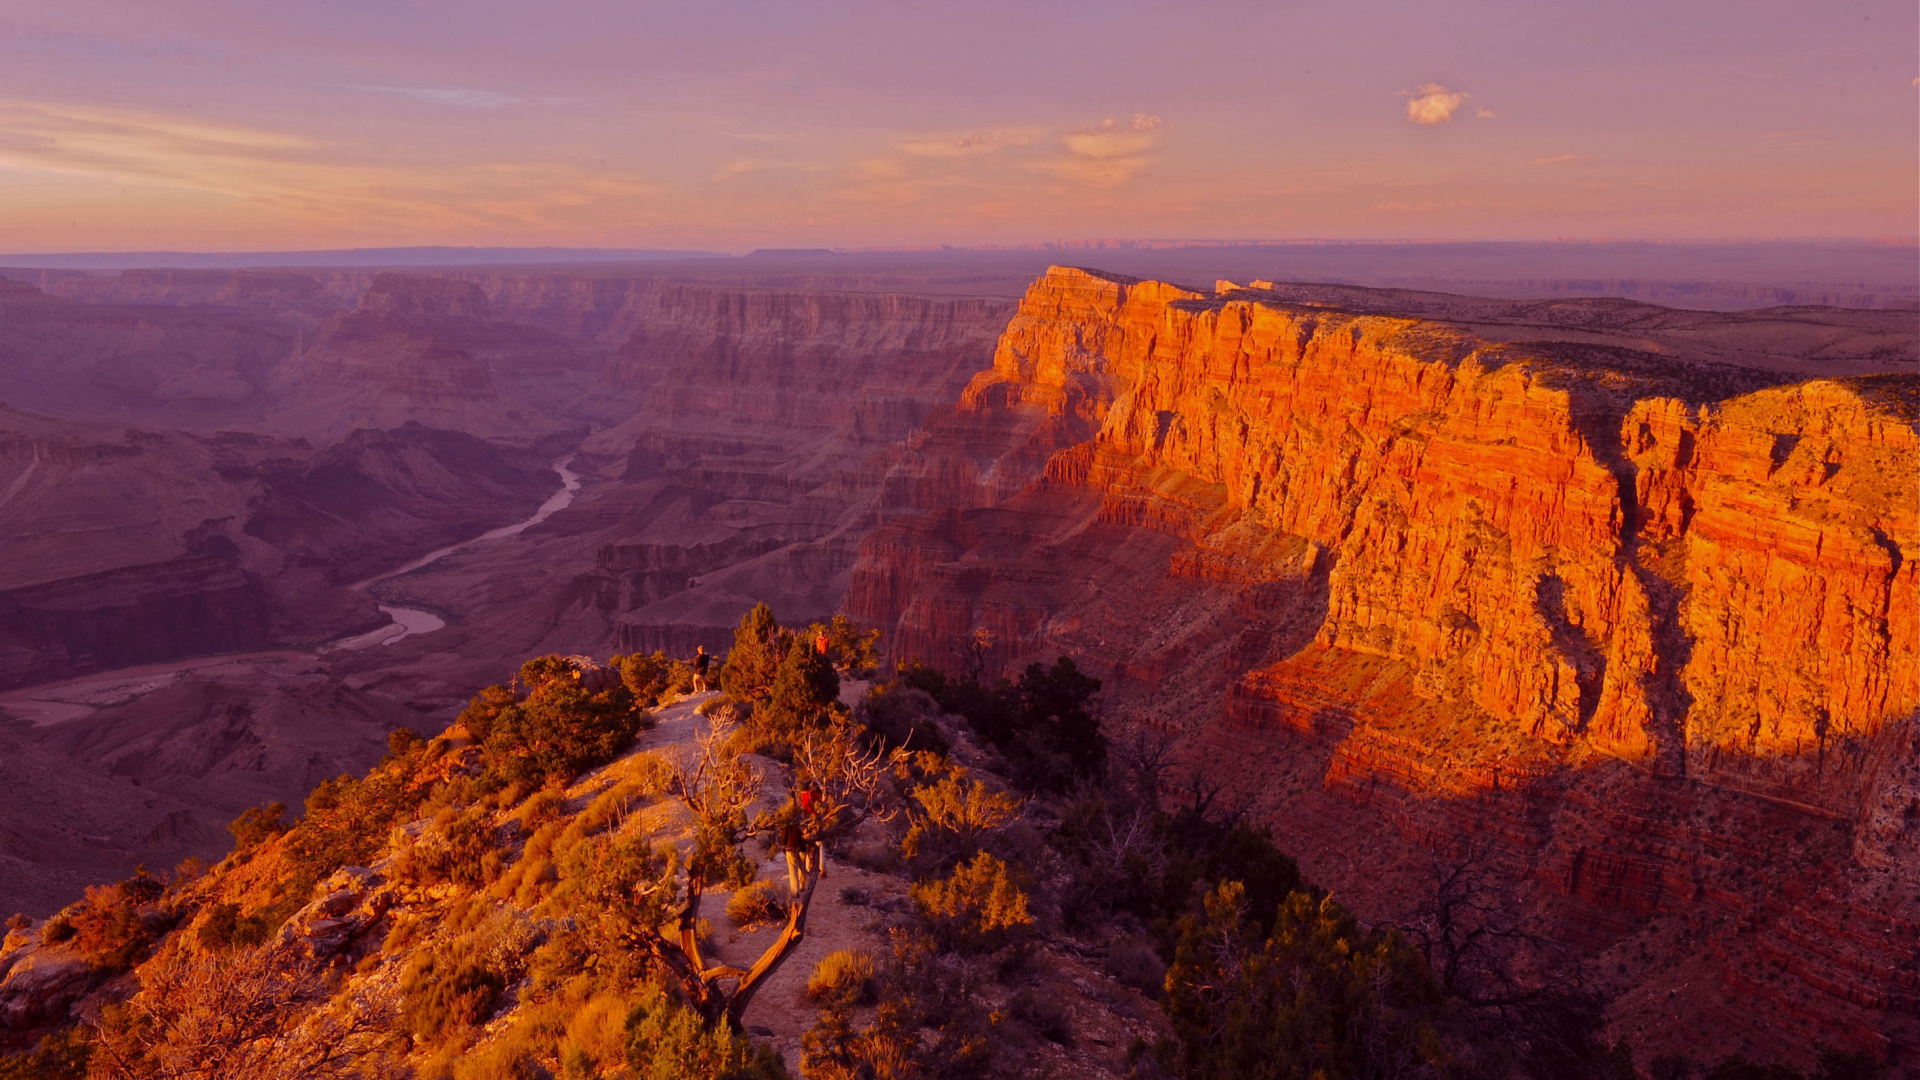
[[848, 266, 1920, 1058]]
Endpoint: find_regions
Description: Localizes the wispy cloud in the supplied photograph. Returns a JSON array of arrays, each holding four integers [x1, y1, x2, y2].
[[362, 86, 524, 108], [834, 114, 1168, 213], [894, 128, 1041, 159], [1475, 108, 1497, 119], [1405, 84, 1468, 125], [1530, 154, 1580, 166], [713, 158, 830, 181], [0, 99, 658, 229], [1052, 114, 1164, 188]]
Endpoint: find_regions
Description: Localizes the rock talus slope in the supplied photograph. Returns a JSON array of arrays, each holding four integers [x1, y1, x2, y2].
[[847, 266, 1920, 1062]]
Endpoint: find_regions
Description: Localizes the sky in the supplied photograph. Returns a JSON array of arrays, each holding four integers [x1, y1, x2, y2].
[[0, 0, 1913, 252]]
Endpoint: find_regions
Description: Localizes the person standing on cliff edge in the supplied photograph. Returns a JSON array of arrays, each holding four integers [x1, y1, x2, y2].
[[691, 645, 712, 693]]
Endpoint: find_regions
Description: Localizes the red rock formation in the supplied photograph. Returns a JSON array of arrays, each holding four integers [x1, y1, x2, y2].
[[848, 266, 1920, 1062]]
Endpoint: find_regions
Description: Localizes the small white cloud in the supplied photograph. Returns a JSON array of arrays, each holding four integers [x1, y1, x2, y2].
[[1475, 108, 1497, 119], [1405, 84, 1467, 124], [1530, 154, 1580, 166]]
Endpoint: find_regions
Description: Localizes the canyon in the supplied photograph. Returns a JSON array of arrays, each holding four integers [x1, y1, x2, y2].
[[0, 253, 1913, 1067]]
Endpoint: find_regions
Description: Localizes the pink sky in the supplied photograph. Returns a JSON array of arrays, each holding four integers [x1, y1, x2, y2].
[[0, 0, 1913, 252]]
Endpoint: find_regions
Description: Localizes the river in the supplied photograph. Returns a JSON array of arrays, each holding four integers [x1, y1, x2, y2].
[[0, 454, 583, 724], [328, 453, 583, 651]]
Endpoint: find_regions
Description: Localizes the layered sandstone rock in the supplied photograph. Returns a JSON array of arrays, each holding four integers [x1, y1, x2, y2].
[[857, 266, 1916, 788], [558, 287, 1015, 650], [847, 266, 1920, 1061], [0, 281, 292, 422], [270, 273, 591, 441]]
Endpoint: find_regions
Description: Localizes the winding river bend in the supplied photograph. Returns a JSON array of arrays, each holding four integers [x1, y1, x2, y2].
[[0, 455, 583, 725], [329, 454, 583, 651]]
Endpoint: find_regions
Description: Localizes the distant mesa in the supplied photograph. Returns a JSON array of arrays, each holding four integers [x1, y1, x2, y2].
[[745, 248, 838, 258], [0, 246, 724, 271]]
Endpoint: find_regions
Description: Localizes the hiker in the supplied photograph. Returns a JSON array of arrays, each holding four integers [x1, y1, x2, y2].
[[691, 644, 712, 693], [781, 788, 825, 894]]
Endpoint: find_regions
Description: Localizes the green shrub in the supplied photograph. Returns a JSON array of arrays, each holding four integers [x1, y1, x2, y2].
[[614, 651, 694, 707], [900, 761, 1023, 872], [399, 950, 508, 1045], [1147, 883, 1449, 1080], [814, 614, 882, 676], [226, 801, 287, 854], [806, 949, 875, 1007], [910, 852, 1035, 954], [465, 656, 646, 787], [718, 603, 785, 702], [70, 870, 167, 970], [283, 765, 429, 893], [0, 1028, 90, 1080], [753, 637, 841, 746], [623, 983, 790, 1080], [171, 855, 207, 886], [853, 684, 949, 754], [519, 788, 568, 828], [526, 929, 592, 996], [556, 992, 632, 1079], [385, 727, 424, 763], [802, 933, 997, 1080], [898, 656, 1104, 792], [726, 880, 785, 928], [196, 902, 242, 950], [1054, 796, 1300, 938], [396, 805, 503, 888]]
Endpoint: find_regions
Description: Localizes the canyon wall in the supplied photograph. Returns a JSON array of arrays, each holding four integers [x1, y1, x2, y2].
[[0, 408, 561, 689], [847, 266, 1920, 1061], [564, 286, 1017, 654]]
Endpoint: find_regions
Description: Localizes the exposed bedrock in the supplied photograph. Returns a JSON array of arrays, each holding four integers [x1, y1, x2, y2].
[[527, 287, 1016, 655], [0, 409, 563, 689], [0, 279, 295, 424], [846, 266, 1920, 1062], [269, 273, 597, 441], [0, 556, 271, 688]]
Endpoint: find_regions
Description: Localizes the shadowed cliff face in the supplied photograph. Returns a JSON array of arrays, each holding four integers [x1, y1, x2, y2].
[[846, 265, 1920, 1061], [357, 284, 1019, 681], [0, 408, 561, 689]]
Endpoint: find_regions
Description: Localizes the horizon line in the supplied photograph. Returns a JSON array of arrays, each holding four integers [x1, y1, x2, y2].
[[1, 235, 1914, 271]]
